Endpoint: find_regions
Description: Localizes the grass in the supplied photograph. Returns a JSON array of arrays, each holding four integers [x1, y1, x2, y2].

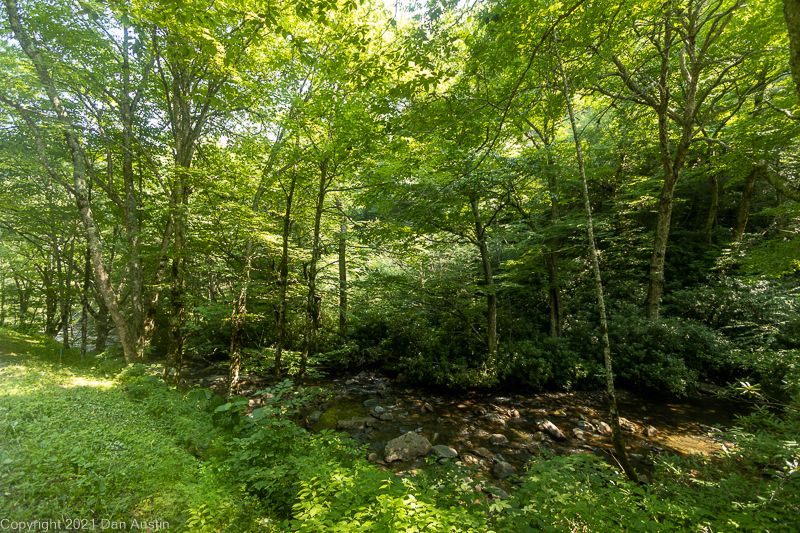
[[0, 328, 263, 532]]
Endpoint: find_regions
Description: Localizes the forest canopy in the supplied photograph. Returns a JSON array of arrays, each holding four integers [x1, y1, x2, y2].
[[0, 0, 798, 396]]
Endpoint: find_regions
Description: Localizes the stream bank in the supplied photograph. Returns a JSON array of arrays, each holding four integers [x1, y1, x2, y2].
[[183, 366, 754, 491]]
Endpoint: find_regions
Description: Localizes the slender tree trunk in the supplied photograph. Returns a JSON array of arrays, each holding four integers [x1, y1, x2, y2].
[[0, 274, 5, 326], [95, 295, 109, 354], [555, 33, 637, 482], [60, 239, 75, 350], [43, 266, 58, 336], [227, 131, 286, 396], [142, 218, 173, 350], [300, 157, 330, 379], [733, 169, 757, 242], [545, 160, 563, 338], [337, 197, 348, 340], [165, 186, 187, 384], [705, 174, 719, 245], [275, 164, 298, 379], [228, 238, 252, 397], [81, 245, 90, 361], [470, 197, 497, 358]]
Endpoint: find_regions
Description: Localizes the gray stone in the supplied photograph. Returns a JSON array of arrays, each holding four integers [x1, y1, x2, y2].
[[379, 413, 395, 422], [337, 417, 374, 430], [421, 402, 434, 413], [577, 421, 596, 433], [363, 398, 380, 408], [487, 486, 510, 499], [490, 434, 509, 446], [572, 428, 587, 440], [432, 445, 458, 459], [645, 425, 658, 437], [368, 453, 378, 462], [539, 419, 567, 441], [493, 461, 516, 480], [597, 422, 612, 436], [474, 447, 493, 458], [384, 432, 432, 462], [308, 411, 323, 423]]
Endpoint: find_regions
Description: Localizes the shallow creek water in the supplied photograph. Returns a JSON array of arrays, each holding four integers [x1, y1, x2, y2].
[[185, 367, 754, 490]]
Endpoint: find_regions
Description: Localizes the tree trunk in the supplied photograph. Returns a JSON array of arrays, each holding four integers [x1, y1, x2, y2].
[[300, 157, 330, 379], [470, 197, 497, 358], [275, 164, 298, 379], [3, 0, 138, 363], [60, 239, 75, 350], [95, 295, 109, 354], [43, 266, 58, 336], [81, 245, 90, 361], [784, 0, 800, 101], [165, 187, 187, 384], [337, 197, 348, 340], [705, 174, 719, 245], [0, 274, 5, 326], [555, 33, 637, 483], [733, 169, 757, 242], [545, 161, 563, 338], [228, 238, 251, 397]]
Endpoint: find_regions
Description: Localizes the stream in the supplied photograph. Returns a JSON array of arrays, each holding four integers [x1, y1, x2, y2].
[[183, 366, 755, 491]]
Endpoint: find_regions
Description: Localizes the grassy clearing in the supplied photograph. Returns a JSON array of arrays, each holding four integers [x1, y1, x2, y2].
[[0, 328, 262, 532]]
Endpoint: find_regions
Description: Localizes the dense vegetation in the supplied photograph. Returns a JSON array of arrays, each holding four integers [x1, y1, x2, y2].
[[1, 0, 799, 529], [2, 329, 798, 531]]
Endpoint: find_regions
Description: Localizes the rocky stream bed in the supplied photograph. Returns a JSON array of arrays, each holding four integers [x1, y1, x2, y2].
[[183, 366, 755, 493]]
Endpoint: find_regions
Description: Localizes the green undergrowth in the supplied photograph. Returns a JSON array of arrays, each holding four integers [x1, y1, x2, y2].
[[1, 328, 798, 532], [0, 328, 263, 532]]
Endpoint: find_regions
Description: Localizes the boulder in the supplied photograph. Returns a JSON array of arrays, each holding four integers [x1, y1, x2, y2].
[[539, 419, 567, 441], [432, 445, 459, 459], [384, 432, 432, 462], [337, 417, 374, 430], [308, 411, 323, 423], [363, 398, 381, 408], [489, 434, 509, 446], [572, 428, 587, 440], [493, 461, 516, 480], [379, 413, 395, 422], [474, 447, 494, 458], [619, 418, 640, 433], [645, 425, 658, 437], [421, 402, 435, 413], [597, 421, 612, 436]]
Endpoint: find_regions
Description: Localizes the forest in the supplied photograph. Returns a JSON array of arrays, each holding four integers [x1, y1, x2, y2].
[[0, 0, 799, 531]]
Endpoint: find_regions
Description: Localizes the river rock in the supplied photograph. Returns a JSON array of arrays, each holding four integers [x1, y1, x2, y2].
[[493, 461, 516, 480], [577, 421, 596, 433], [337, 417, 374, 430], [363, 398, 381, 408], [432, 445, 459, 459], [421, 402, 434, 413], [384, 432, 432, 462], [539, 419, 567, 441], [461, 454, 479, 466], [308, 411, 323, 423], [619, 418, 640, 433], [597, 421, 612, 436], [380, 413, 394, 422], [490, 434, 509, 446], [485, 413, 506, 425], [474, 447, 493, 458], [573, 428, 587, 440], [368, 453, 378, 462], [645, 425, 658, 437]]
